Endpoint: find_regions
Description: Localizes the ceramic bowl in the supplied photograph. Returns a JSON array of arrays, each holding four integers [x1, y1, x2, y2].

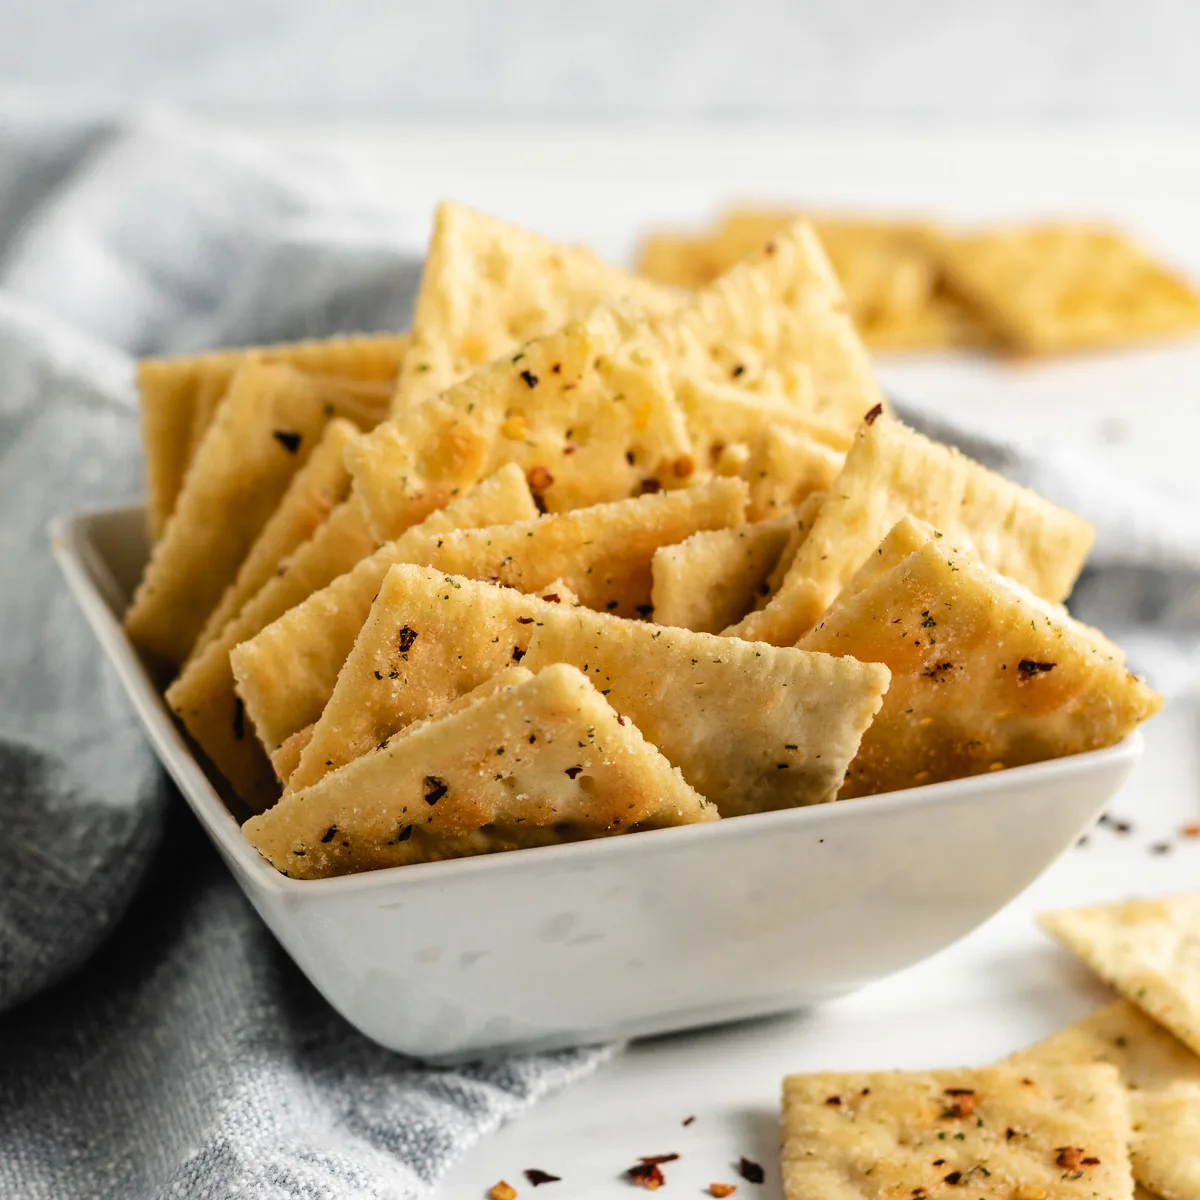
[[51, 505, 1141, 1062]]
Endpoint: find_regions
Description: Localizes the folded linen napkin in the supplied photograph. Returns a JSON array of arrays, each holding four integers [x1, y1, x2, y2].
[[1, 100, 1196, 1200]]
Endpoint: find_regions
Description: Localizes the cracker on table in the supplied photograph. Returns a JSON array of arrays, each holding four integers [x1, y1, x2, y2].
[[727, 411, 1094, 645], [393, 200, 678, 417], [936, 223, 1200, 355], [1010, 1000, 1200, 1200], [522, 606, 888, 816], [166, 464, 535, 804], [228, 477, 746, 759], [781, 1063, 1133, 1200], [243, 663, 716, 879], [350, 305, 695, 542], [797, 537, 1161, 797], [1039, 895, 1200, 1061]]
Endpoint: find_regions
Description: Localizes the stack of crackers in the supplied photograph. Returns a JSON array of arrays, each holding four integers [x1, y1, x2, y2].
[[783, 891, 1200, 1200], [123, 201, 1161, 880], [639, 210, 1200, 356]]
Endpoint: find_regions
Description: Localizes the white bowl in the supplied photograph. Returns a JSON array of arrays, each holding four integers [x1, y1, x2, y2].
[[51, 505, 1141, 1063]]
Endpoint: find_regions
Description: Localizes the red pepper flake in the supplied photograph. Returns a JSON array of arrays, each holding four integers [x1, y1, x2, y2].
[[527, 465, 554, 497], [943, 1172, 962, 1185], [736, 1158, 764, 1185], [941, 1089, 975, 1119], [627, 1163, 664, 1190], [1005, 1128, 1019, 1141], [1017, 659, 1056, 679], [682, 1115, 696, 1127], [730, 364, 746, 379], [424, 776, 448, 805], [542, 593, 560, 603], [764, 241, 777, 256], [517, 616, 535, 624], [490, 1183, 518, 1200], [551, 362, 562, 374], [273, 430, 302, 453], [511, 645, 526, 663], [639, 1155, 680, 1165], [933, 1159, 946, 1167], [672, 455, 696, 479], [1055, 1148, 1088, 1171], [520, 369, 539, 389], [824, 1095, 842, 1106], [1182, 822, 1200, 838], [398, 625, 419, 653], [863, 403, 883, 425], [708, 1186, 736, 1198], [397, 824, 413, 842], [640, 478, 663, 494], [565, 766, 584, 779], [524, 1170, 560, 1187]]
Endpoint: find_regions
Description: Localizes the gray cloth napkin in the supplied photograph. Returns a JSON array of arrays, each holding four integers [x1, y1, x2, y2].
[[1, 100, 1198, 1200]]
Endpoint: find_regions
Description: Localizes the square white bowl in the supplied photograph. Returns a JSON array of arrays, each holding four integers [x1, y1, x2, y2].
[[51, 505, 1140, 1062]]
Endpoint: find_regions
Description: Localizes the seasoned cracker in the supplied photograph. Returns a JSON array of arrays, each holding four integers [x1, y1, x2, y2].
[[229, 477, 745, 759], [521, 608, 889, 816], [730, 412, 1094, 644], [243, 663, 716, 879], [189, 417, 358, 659], [139, 333, 406, 540], [352, 306, 694, 541], [651, 517, 794, 633], [1010, 1001, 1200, 1200], [937, 223, 1200, 355], [1039, 895, 1200, 1060], [660, 221, 885, 440], [393, 200, 678, 416], [797, 539, 1161, 797], [166, 465, 535, 804], [126, 362, 333, 664], [742, 424, 844, 522], [287, 568, 575, 792], [758, 492, 825, 606], [781, 1064, 1133, 1200]]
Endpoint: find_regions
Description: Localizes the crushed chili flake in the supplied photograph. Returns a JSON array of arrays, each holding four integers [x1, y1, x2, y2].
[[519, 369, 539, 389], [1182, 822, 1200, 838], [626, 1163, 664, 1189], [640, 478, 662, 494], [639, 1155, 680, 1165], [564, 766, 584, 779], [824, 1095, 842, 1106], [708, 1186, 736, 1198], [1017, 659, 1056, 679], [424, 776, 448, 805], [1005, 1127, 1020, 1141], [1054, 1148, 1088, 1171], [490, 1183, 518, 1200], [672, 455, 696, 478], [943, 1172, 962, 1185], [941, 1091, 975, 1119], [512, 646, 526, 662], [863, 403, 883, 425], [542, 593, 560, 603], [736, 1158, 764, 1185], [524, 1170, 560, 1187], [398, 625, 419, 652], [932, 1159, 946, 1167], [682, 1115, 696, 1127], [527, 465, 554, 495], [273, 430, 302, 453], [730, 364, 746, 379], [517, 617, 535, 625], [397, 824, 413, 842]]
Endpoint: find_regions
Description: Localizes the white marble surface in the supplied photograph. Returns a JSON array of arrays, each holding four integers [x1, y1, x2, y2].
[[4, 1, 1200, 122]]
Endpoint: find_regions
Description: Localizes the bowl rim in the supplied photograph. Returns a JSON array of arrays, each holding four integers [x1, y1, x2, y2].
[[50, 503, 1146, 900]]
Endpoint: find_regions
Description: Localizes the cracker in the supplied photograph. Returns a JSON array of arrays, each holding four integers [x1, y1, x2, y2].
[[190, 417, 358, 659], [287, 568, 575, 792], [781, 1064, 1133, 1200], [242, 663, 716, 879], [139, 333, 407, 540], [1010, 1001, 1200, 1200], [719, 209, 986, 351], [353, 305, 696, 541], [636, 231, 732, 290], [270, 724, 314, 786], [937, 223, 1200, 355], [393, 200, 678, 416], [126, 361, 333, 664], [521, 608, 889, 816], [759, 492, 825, 605], [1039, 895, 1200, 1060], [730, 412, 1094, 644], [229, 477, 747, 757], [797, 539, 1161, 797], [659, 220, 885, 439], [743, 424, 844, 522], [651, 517, 794, 633], [166, 464, 535, 804]]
